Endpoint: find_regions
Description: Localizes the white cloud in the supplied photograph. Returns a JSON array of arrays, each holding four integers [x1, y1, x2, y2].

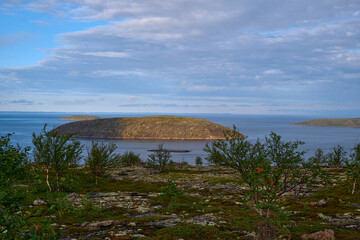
[[83, 51, 130, 58], [0, 0, 359, 113], [263, 69, 283, 75], [187, 85, 225, 92], [0, 72, 20, 84], [91, 70, 142, 77]]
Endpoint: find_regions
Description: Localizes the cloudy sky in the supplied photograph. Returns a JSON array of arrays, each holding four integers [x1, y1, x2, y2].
[[0, 1, 359, 116]]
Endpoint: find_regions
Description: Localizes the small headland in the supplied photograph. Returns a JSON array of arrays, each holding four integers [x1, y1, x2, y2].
[[293, 118, 360, 128], [60, 115, 101, 121], [54, 115, 235, 140]]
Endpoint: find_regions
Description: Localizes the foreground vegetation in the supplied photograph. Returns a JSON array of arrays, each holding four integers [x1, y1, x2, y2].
[[1, 126, 360, 239]]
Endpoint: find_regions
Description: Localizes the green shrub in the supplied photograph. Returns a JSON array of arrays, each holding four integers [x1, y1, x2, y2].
[[85, 141, 120, 185], [180, 161, 188, 166], [309, 148, 326, 166], [119, 151, 142, 166], [0, 133, 29, 188], [326, 145, 348, 168], [147, 144, 171, 168], [32, 124, 83, 192], [154, 180, 209, 214], [0, 199, 58, 239], [204, 126, 327, 239], [346, 144, 360, 194], [161, 179, 183, 199], [0, 133, 29, 208], [195, 156, 203, 166]]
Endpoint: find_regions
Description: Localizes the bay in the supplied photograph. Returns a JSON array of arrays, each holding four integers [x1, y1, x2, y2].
[[1, 112, 359, 165]]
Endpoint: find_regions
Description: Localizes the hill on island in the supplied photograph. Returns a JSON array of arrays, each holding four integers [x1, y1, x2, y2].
[[60, 115, 101, 121], [54, 115, 235, 140], [293, 118, 360, 128]]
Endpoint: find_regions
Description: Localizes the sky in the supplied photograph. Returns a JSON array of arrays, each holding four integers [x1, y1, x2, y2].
[[0, 0, 359, 116]]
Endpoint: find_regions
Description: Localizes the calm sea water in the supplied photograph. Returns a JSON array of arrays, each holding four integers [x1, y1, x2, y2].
[[1, 112, 359, 165]]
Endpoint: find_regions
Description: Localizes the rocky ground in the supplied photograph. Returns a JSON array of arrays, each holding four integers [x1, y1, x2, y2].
[[27, 165, 360, 239]]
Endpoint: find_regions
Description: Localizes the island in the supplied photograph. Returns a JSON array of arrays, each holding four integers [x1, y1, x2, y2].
[[60, 115, 101, 121], [54, 115, 236, 140], [293, 118, 360, 128]]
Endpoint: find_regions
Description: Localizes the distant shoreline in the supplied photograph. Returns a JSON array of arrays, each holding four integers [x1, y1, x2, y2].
[[293, 118, 360, 128], [60, 115, 101, 121]]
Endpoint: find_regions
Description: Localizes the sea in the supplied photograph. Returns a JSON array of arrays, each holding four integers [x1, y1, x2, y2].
[[1, 112, 360, 165]]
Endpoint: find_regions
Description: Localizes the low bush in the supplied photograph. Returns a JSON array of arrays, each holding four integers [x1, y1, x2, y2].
[[195, 156, 203, 166], [85, 141, 120, 185], [32, 125, 83, 192], [147, 144, 172, 168], [346, 144, 360, 194], [119, 151, 142, 166], [326, 145, 348, 168], [204, 126, 328, 240]]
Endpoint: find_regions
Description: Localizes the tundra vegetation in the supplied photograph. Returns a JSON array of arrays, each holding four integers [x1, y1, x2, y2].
[[119, 151, 142, 166], [0, 124, 360, 239], [85, 141, 121, 185], [195, 156, 203, 166], [147, 143, 172, 168], [32, 125, 83, 192]]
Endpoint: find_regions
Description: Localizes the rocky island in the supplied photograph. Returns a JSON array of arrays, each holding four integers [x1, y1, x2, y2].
[[293, 118, 360, 128], [60, 115, 101, 121], [54, 115, 234, 140]]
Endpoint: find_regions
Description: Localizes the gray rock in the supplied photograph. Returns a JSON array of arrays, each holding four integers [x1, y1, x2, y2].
[[316, 199, 327, 206], [131, 234, 147, 238], [65, 193, 83, 201], [343, 224, 359, 229], [82, 220, 120, 229], [186, 215, 217, 226], [130, 213, 162, 218], [85, 230, 107, 239], [33, 199, 46, 206]]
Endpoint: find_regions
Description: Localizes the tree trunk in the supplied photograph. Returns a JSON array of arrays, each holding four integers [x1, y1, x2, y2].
[[256, 222, 274, 240], [46, 168, 52, 192], [352, 180, 356, 195], [256, 208, 275, 240], [56, 172, 60, 192]]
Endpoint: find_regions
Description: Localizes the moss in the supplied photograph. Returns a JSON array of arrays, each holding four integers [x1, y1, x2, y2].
[[152, 194, 209, 216], [61, 205, 128, 224], [204, 177, 240, 185], [69, 171, 165, 193], [152, 223, 237, 240]]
